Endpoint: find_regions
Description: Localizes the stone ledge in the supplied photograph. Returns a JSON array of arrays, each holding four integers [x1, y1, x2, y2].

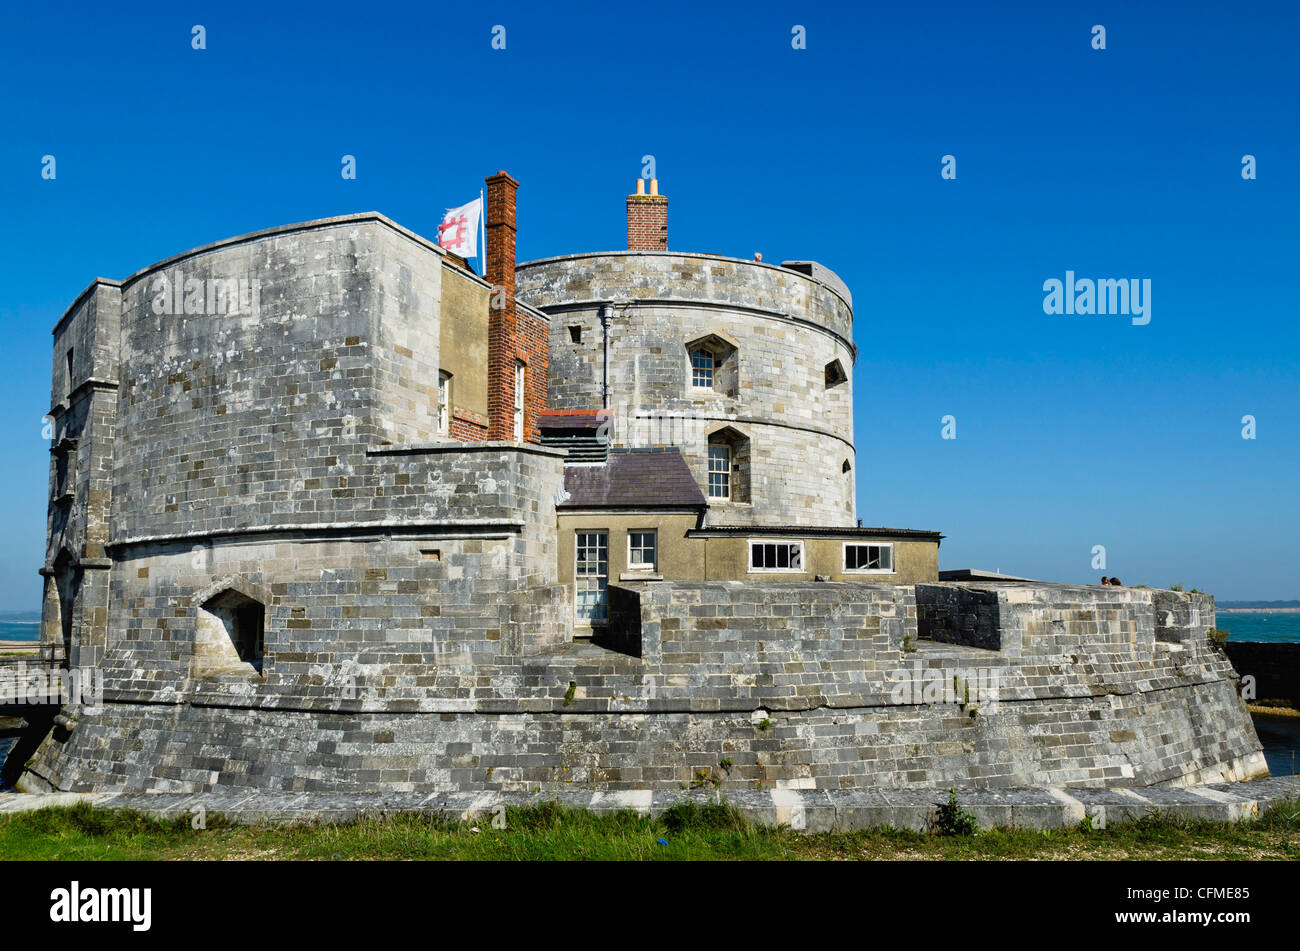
[[4, 775, 1296, 832]]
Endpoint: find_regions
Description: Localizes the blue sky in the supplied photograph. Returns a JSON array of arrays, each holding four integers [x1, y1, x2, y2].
[[1, 0, 1297, 607]]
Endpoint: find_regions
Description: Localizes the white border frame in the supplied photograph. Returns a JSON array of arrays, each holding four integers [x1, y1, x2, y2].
[[707, 443, 731, 500], [437, 370, 452, 436], [574, 529, 609, 626], [842, 541, 895, 574], [627, 528, 658, 572], [689, 345, 716, 391], [747, 538, 805, 574]]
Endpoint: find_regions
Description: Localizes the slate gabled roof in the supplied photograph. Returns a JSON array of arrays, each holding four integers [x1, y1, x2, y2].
[[561, 448, 706, 509]]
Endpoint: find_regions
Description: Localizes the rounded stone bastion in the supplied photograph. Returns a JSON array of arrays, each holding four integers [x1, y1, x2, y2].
[[516, 252, 857, 527]]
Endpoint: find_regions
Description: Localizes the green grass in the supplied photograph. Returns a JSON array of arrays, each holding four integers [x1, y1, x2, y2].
[[0, 798, 1297, 861]]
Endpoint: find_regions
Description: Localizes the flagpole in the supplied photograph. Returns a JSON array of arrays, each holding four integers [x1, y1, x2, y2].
[[479, 188, 486, 277]]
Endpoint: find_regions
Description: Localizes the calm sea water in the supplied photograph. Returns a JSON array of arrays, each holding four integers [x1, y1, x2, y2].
[[1217, 612, 1300, 643], [1254, 716, 1300, 777], [0, 620, 38, 642]]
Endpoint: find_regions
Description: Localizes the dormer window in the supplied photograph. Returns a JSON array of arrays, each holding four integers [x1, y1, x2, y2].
[[685, 333, 739, 398]]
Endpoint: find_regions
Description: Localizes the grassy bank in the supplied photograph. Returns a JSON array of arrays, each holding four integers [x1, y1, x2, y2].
[[1, 798, 1298, 861]]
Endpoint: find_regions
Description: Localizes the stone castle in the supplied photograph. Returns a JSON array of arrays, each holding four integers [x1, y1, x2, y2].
[[21, 172, 1266, 794]]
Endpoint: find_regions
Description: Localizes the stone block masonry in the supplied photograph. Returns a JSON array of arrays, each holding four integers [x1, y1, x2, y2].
[[25, 192, 1267, 805], [517, 253, 858, 525], [21, 583, 1266, 795]]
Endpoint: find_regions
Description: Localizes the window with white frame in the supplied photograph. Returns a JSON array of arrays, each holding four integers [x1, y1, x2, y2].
[[628, 530, 657, 571], [844, 543, 893, 572], [690, 347, 714, 388], [749, 540, 804, 572], [437, 370, 452, 435], [707, 444, 731, 499], [513, 360, 525, 441], [574, 531, 609, 623]]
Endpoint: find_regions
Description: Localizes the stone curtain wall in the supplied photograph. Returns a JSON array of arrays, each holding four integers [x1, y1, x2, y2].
[[628, 582, 911, 707], [517, 254, 857, 526], [91, 443, 568, 702], [916, 584, 1002, 649], [23, 583, 1265, 794]]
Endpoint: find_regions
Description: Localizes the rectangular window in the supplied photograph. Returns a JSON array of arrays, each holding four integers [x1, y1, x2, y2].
[[844, 543, 893, 572], [749, 540, 804, 572], [691, 348, 714, 388], [514, 360, 525, 441], [707, 445, 730, 499], [437, 371, 451, 435], [628, 530, 657, 571], [574, 531, 609, 623], [65, 349, 74, 398]]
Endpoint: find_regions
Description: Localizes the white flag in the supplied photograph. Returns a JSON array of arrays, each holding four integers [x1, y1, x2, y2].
[[437, 197, 481, 258]]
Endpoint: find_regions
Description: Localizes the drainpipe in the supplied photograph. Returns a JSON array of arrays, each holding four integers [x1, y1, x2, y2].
[[599, 303, 612, 409]]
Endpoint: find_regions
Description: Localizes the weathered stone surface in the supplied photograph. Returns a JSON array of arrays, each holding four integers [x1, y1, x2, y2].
[[5, 774, 1297, 831], [24, 215, 1266, 803], [20, 584, 1266, 795], [516, 253, 857, 526]]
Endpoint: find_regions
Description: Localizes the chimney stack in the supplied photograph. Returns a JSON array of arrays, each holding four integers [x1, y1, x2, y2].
[[485, 170, 519, 441], [627, 178, 667, 251]]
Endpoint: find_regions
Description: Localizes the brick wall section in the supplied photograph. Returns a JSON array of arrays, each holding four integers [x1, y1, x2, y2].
[[485, 171, 520, 441], [449, 411, 488, 442], [518, 307, 549, 443], [627, 194, 667, 250]]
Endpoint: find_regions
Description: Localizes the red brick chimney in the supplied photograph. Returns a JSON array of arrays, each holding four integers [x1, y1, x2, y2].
[[485, 170, 519, 441], [627, 178, 667, 251]]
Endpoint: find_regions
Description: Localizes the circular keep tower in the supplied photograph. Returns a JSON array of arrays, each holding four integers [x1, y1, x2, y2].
[[516, 250, 857, 527]]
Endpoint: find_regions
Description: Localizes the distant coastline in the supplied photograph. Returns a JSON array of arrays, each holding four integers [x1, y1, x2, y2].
[[1219, 601, 1300, 615], [1220, 607, 1300, 614]]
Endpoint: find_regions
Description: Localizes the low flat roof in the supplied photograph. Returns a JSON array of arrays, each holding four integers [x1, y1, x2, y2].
[[938, 568, 1038, 582], [688, 525, 944, 542]]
